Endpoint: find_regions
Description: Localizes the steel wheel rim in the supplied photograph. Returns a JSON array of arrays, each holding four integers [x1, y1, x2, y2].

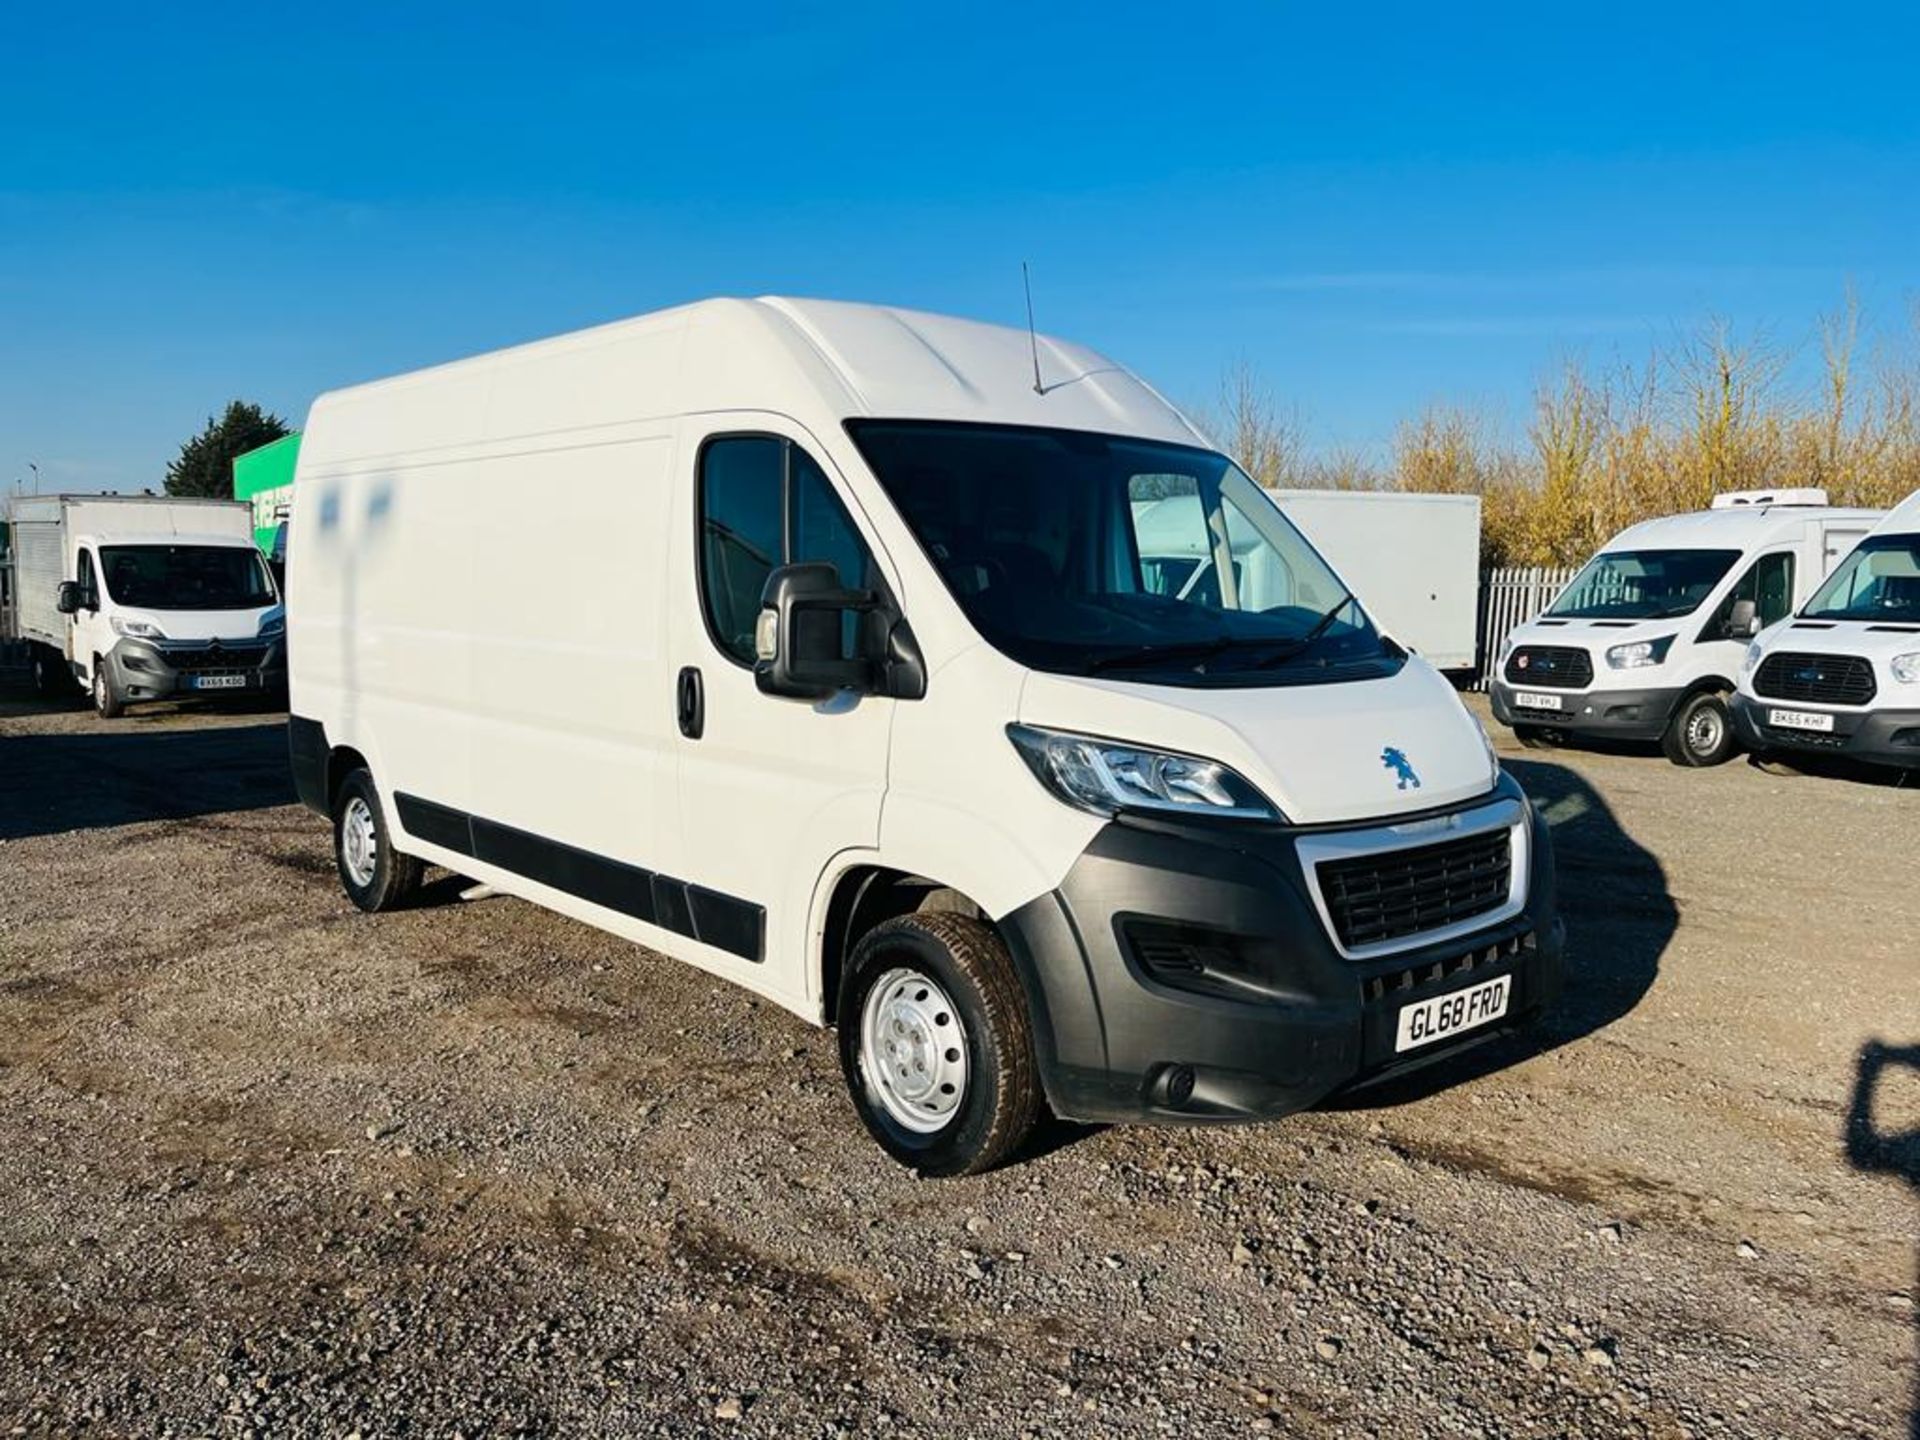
[[1688, 707, 1724, 755], [860, 967, 969, 1134], [341, 796, 379, 887]]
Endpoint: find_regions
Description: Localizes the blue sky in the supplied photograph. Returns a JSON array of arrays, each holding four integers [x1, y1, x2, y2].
[[4, 2, 1918, 493]]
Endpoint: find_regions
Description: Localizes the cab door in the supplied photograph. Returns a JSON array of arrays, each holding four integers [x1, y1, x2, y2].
[[665, 417, 896, 1009], [69, 544, 110, 673]]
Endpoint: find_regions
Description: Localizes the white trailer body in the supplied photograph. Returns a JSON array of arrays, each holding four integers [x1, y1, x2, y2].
[[1266, 490, 1483, 672], [7, 494, 284, 713]]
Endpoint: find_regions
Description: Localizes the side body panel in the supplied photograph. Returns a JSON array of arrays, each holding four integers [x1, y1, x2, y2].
[[10, 518, 65, 650], [1269, 490, 1482, 671]]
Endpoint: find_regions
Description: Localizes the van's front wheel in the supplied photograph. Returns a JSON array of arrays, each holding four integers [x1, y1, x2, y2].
[[1663, 691, 1736, 767], [91, 662, 124, 719], [838, 912, 1041, 1177], [332, 768, 424, 912]]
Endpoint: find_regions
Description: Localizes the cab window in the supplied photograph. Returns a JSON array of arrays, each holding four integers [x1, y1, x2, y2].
[[698, 436, 876, 665], [1707, 551, 1794, 637], [74, 548, 98, 608]]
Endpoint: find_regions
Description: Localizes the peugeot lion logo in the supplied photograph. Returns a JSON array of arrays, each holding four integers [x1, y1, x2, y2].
[[1381, 746, 1421, 791]]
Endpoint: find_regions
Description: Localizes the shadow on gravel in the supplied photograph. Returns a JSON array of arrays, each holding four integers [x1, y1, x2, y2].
[[1745, 751, 1917, 790], [1845, 1040, 1920, 1440], [0, 721, 293, 840], [1327, 756, 1676, 1108]]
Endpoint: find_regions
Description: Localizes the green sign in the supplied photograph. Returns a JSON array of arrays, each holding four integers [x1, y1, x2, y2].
[[232, 432, 301, 551]]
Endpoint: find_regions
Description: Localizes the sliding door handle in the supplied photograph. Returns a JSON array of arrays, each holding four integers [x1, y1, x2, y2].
[[676, 666, 704, 740]]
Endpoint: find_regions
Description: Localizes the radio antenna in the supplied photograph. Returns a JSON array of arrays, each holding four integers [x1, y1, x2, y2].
[[1022, 261, 1044, 395]]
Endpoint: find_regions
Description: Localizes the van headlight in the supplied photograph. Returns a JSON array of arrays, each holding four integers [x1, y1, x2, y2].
[[1007, 724, 1279, 821], [1741, 641, 1764, 676], [111, 617, 166, 640], [1892, 652, 1920, 685], [1606, 635, 1675, 670], [258, 613, 286, 640]]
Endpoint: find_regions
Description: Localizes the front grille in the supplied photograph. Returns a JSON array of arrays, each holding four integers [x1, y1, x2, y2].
[[1504, 645, 1593, 689], [1318, 829, 1512, 951], [1752, 651, 1876, 707], [158, 641, 269, 672], [1362, 930, 1532, 1004]]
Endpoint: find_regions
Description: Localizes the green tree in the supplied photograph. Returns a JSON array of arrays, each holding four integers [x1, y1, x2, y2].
[[165, 401, 290, 499]]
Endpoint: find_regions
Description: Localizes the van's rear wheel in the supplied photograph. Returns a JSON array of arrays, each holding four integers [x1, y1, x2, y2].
[[1663, 691, 1735, 767], [332, 768, 424, 912], [838, 912, 1041, 1177], [31, 645, 68, 697]]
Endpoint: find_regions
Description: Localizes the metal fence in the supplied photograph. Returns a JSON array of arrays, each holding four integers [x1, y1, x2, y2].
[[1469, 565, 1578, 691]]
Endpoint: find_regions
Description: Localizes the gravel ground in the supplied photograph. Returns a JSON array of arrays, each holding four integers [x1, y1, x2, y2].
[[0, 679, 1914, 1438]]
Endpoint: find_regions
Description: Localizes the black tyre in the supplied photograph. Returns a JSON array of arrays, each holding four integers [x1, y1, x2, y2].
[[30, 645, 69, 697], [1662, 691, 1736, 767], [331, 767, 424, 912], [837, 911, 1042, 1177], [91, 661, 124, 719]]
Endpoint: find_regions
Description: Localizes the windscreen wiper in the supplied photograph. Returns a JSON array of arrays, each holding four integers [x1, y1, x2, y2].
[[1085, 637, 1240, 674], [1249, 592, 1355, 669]]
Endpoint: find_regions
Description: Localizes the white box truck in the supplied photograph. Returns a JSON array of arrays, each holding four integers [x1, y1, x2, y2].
[[1488, 491, 1880, 765], [8, 494, 285, 717], [288, 297, 1564, 1175], [1732, 488, 1920, 771], [1268, 490, 1482, 673]]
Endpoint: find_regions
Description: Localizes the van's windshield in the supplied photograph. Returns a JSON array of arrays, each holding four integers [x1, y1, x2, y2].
[[1800, 534, 1920, 622], [100, 544, 276, 611], [847, 421, 1394, 685], [1546, 548, 1740, 620]]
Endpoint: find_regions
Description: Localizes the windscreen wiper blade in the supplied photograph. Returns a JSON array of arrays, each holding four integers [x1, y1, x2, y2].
[[1249, 592, 1355, 669], [1084, 637, 1239, 674]]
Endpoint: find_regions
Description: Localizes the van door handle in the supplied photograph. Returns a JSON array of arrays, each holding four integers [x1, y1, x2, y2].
[[676, 666, 704, 740]]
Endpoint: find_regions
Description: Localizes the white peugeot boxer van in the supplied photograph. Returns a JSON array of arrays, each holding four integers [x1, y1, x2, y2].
[[1732, 489, 1920, 772], [287, 298, 1564, 1174], [1489, 492, 1880, 766]]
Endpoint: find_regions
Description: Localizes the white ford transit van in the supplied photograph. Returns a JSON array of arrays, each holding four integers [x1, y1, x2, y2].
[[287, 298, 1564, 1174], [1489, 493, 1880, 766], [1732, 489, 1920, 771]]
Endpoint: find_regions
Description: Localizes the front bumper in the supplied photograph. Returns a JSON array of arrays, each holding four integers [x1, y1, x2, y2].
[[1730, 694, 1920, 770], [998, 772, 1564, 1125], [1489, 680, 1683, 743], [105, 637, 285, 705]]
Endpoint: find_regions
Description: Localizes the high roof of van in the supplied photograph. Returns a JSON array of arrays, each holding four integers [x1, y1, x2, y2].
[[1605, 502, 1882, 552], [300, 297, 1210, 472], [1869, 487, 1920, 536]]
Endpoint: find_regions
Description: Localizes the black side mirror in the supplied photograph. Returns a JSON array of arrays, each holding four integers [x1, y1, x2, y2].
[[754, 563, 877, 701], [55, 580, 82, 615], [1728, 598, 1759, 638]]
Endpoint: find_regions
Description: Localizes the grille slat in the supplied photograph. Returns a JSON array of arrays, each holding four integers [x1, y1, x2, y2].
[[1504, 645, 1593, 689], [1752, 651, 1876, 707], [1319, 830, 1512, 950], [156, 641, 270, 672]]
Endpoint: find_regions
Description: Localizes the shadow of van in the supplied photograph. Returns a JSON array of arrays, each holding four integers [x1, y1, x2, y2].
[[0, 721, 294, 841], [1325, 755, 1677, 1108], [1845, 1040, 1920, 1440]]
